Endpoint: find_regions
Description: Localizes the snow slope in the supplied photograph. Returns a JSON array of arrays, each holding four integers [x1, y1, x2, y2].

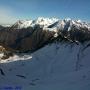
[[0, 42, 90, 90]]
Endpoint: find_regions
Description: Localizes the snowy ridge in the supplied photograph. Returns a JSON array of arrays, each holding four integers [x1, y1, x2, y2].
[[2, 24, 11, 27], [12, 18, 90, 39], [48, 19, 89, 31], [9, 17, 90, 41], [13, 17, 59, 29], [13, 17, 90, 30]]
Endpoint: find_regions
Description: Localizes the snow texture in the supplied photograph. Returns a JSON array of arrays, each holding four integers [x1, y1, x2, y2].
[[0, 42, 90, 90]]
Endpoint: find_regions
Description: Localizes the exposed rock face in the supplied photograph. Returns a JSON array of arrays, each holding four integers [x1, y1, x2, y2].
[[61, 26, 90, 43], [0, 26, 55, 53], [0, 25, 4, 30]]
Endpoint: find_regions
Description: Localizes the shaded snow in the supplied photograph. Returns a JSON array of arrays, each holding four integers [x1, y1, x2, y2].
[[0, 43, 90, 90]]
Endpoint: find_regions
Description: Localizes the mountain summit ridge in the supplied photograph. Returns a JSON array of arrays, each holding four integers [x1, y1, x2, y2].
[[12, 17, 90, 29]]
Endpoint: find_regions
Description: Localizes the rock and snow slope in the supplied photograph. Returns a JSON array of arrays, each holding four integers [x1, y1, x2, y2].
[[0, 18, 90, 90]]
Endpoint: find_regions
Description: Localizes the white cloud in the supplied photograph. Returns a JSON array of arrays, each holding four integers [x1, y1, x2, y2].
[[0, 7, 17, 24]]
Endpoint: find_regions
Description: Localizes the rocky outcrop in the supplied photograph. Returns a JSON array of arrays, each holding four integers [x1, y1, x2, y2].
[[0, 26, 55, 53], [0, 25, 4, 30]]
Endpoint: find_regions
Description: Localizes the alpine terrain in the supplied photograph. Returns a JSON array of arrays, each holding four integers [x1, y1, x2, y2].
[[0, 17, 90, 90]]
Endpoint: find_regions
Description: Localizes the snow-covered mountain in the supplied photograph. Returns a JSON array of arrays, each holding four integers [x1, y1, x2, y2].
[[0, 17, 90, 90], [11, 17, 59, 29], [12, 17, 90, 30], [10, 17, 90, 42], [13, 18, 90, 33]]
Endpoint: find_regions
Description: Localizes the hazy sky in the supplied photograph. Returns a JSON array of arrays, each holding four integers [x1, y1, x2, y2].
[[0, 0, 90, 24]]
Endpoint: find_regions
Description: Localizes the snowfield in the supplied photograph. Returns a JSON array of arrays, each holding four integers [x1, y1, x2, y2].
[[0, 42, 90, 90]]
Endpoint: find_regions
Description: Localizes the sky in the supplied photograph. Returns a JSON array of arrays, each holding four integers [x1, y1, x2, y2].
[[0, 0, 90, 24]]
